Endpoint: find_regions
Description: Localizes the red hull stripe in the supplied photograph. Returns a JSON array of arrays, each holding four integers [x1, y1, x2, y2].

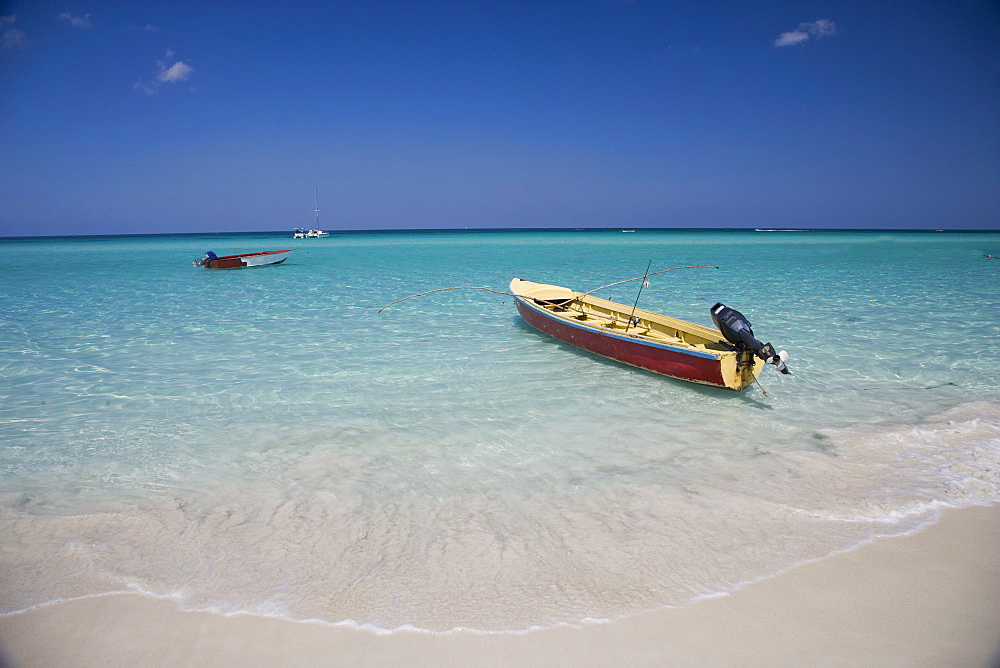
[[515, 297, 726, 387], [209, 257, 288, 269], [205, 250, 292, 269]]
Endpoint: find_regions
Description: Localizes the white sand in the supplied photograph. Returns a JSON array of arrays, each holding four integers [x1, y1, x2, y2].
[[2, 504, 999, 667]]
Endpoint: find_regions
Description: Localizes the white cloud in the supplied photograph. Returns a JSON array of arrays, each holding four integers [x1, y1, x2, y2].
[[774, 31, 809, 47], [2, 27, 27, 49], [803, 19, 837, 37], [774, 19, 837, 47], [158, 60, 193, 83], [59, 12, 93, 29], [134, 50, 195, 94], [0, 14, 26, 49]]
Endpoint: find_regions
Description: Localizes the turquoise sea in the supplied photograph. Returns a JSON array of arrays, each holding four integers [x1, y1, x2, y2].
[[1, 228, 998, 632]]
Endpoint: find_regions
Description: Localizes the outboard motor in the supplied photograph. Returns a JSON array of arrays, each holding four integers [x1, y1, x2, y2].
[[192, 251, 218, 268], [710, 303, 790, 374]]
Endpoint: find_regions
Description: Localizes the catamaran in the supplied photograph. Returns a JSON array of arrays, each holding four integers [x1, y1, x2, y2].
[[294, 188, 329, 238]]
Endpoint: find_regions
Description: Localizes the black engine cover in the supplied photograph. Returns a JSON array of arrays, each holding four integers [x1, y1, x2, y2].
[[711, 303, 770, 359]]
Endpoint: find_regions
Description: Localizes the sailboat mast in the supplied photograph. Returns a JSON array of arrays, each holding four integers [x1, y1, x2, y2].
[[313, 187, 320, 228]]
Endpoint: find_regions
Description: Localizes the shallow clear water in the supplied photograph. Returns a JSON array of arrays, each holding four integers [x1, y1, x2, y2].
[[1, 229, 998, 631]]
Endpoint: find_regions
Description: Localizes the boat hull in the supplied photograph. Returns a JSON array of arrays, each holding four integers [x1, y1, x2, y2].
[[204, 250, 292, 269], [515, 297, 732, 388]]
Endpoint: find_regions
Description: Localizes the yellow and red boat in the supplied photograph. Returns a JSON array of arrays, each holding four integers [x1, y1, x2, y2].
[[193, 250, 293, 270], [510, 278, 789, 391]]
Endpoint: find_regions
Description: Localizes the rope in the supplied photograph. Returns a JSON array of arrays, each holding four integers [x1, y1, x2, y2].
[[377, 265, 719, 313], [378, 286, 514, 313], [575, 265, 719, 299]]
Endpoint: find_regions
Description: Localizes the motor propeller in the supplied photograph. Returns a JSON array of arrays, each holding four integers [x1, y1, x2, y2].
[[192, 250, 217, 268]]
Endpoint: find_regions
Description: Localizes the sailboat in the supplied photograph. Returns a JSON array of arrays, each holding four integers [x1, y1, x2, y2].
[[293, 188, 329, 238]]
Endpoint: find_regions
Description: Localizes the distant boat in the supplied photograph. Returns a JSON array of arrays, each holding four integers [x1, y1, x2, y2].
[[622, 229, 635, 233], [193, 250, 292, 269], [294, 188, 329, 238], [509, 278, 789, 391], [293, 228, 328, 238]]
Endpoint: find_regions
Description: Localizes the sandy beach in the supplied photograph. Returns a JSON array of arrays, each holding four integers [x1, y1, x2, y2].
[[2, 504, 998, 667]]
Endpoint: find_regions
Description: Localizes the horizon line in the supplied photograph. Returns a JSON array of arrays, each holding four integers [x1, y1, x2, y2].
[[2, 226, 996, 240]]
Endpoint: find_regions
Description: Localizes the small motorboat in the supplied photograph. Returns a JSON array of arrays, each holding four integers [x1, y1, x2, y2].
[[510, 278, 789, 391], [193, 250, 292, 269]]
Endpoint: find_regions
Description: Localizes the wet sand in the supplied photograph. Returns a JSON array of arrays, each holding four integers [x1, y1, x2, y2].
[[2, 504, 999, 667]]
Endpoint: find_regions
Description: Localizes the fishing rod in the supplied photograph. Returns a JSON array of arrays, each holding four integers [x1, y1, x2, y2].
[[377, 265, 719, 313], [624, 260, 652, 333], [575, 265, 719, 299]]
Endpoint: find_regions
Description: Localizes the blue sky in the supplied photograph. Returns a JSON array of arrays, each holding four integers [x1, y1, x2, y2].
[[1, 1, 998, 236]]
